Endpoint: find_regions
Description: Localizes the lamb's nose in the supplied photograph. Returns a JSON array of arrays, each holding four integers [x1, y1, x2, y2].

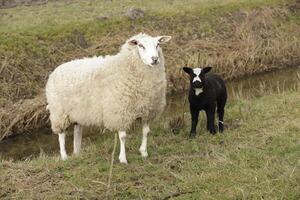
[[152, 56, 159, 63]]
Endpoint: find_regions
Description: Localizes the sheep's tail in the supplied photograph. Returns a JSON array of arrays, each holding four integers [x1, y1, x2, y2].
[[46, 105, 49, 111]]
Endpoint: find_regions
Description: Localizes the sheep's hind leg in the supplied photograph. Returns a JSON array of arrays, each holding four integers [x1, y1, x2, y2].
[[139, 124, 150, 157], [73, 124, 82, 155], [205, 106, 217, 135], [217, 107, 225, 133], [58, 132, 67, 160], [217, 95, 227, 133], [118, 131, 128, 164]]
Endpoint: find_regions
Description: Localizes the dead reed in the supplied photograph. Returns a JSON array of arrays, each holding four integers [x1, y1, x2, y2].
[[0, 95, 49, 140]]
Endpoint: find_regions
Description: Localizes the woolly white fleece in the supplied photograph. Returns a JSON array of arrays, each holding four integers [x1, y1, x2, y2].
[[46, 33, 167, 133]]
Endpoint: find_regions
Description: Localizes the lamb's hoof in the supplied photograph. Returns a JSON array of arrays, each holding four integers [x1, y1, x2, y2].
[[210, 130, 217, 135], [219, 127, 224, 133], [189, 133, 196, 139], [139, 149, 148, 157]]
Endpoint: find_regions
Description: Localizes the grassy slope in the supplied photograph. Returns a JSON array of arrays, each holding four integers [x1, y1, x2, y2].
[[0, 0, 293, 32], [0, 88, 299, 199], [1, 0, 300, 138], [0, 0, 299, 106]]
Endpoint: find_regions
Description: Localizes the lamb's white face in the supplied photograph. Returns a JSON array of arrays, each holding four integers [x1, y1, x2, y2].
[[128, 35, 172, 67], [183, 66, 212, 96], [192, 68, 202, 83]]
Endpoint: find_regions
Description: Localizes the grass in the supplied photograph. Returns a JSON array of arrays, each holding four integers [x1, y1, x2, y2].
[[0, 2, 299, 195], [0, 0, 299, 138], [0, 86, 299, 199], [0, 0, 293, 32], [0, 0, 299, 105]]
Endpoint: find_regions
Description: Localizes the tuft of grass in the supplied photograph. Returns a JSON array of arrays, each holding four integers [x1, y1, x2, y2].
[[0, 88, 299, 199]]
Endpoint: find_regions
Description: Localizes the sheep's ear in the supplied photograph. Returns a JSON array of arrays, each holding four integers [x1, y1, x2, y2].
[[128, 39, 138, 46], [183, 67, 192, 74], [157, 36, 172, 44], [202, 66, 212, 74]]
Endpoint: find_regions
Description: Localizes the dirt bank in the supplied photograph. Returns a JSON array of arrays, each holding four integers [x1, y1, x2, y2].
[[0, 1, 299, 139], [0, 0, 71, 9]]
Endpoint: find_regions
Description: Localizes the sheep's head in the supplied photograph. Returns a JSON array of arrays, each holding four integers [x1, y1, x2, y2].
[[183, 66, 212, 95], [128, 33, 171, 67]]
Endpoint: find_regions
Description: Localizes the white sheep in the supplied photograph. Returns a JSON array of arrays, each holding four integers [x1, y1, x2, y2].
[[46, 33, 171, 163]]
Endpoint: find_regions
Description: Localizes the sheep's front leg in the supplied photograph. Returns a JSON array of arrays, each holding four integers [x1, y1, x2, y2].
[[58, 132, 67, 160], [205, 106, 217, 134], [190, 106, 200, 138], [139, 124, 150, 157], [118, 131, 128, 164], [73, 124, 82, 155]]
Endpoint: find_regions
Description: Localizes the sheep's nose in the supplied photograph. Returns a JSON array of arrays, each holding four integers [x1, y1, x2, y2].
[[151, 56, 159, 64], [193, 81, 203, 88]]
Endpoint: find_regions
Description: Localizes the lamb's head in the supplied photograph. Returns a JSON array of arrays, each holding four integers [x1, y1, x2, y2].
[[127, 33, 171, 67], [183, 66, 212, 95]]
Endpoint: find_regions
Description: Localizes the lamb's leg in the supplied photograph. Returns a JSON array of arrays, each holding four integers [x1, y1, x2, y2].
[[58, 132, 67, 160], [217, 107, 225, 133], [139, 124, 150, 157], [190, 107, 200, 138], [205, 106, 217, 134], [73, 124, 82, 155], [217, 95, 227, 133], [118, 131, 128, 164]]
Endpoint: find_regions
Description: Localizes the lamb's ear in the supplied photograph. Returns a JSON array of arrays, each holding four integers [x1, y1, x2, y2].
[[157, 36, 172, 44], [183, 67, 192, 74], [128, 39, 138, 46], [202, 66, 212, 74]]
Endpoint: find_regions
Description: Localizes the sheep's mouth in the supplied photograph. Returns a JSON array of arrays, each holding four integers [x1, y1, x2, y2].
[[148, 63, 159, 68], [192, 81, 203, 89], [151, 60, 159, 65]]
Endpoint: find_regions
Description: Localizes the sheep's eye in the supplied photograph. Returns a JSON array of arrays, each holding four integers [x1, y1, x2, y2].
[[156, 43, 160, 48], [138, 44, 145, 49]]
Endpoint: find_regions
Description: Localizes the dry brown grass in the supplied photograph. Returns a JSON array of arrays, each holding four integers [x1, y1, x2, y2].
[[0, 4, 299, 139], [0, 95, 49, 140], [167, 7, 300, 91]]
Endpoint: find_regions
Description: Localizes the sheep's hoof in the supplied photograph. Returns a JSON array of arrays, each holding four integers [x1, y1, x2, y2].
[[120, 160, 128, 164], [210, 130, 217, 135], [189, 133, 196, 139], [61, 155, 68, 161], [73, 152, 80, 156], [139, 149, 148, 157], [119, 157, 128, 164]]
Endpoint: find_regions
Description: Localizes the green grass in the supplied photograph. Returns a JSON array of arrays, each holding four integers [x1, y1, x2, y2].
[[0, 0, 293, 33], [0, 0, 299, 107], [0, 0, 294, 50], [1, 89, 299, 199]]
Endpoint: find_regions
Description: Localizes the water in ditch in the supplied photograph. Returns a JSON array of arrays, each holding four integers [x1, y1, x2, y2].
[[0, 66, 299, 160]]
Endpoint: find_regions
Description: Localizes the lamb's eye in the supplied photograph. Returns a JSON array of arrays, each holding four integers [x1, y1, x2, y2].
[[156, 43, 160, 48], [138, 44, 145, 49]]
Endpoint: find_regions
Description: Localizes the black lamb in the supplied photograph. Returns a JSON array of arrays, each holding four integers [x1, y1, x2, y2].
[[183, 66, 227, 138]]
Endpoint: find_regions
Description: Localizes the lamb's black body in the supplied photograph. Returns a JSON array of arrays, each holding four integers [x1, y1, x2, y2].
[[183, 67, 227, 138]]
